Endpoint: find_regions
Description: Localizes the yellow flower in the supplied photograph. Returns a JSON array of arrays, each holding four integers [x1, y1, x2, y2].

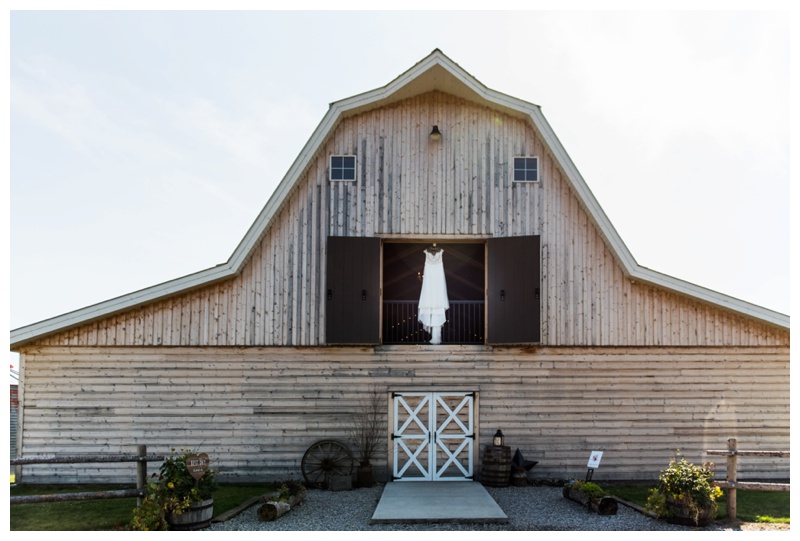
[[167, 482, 174, 489]]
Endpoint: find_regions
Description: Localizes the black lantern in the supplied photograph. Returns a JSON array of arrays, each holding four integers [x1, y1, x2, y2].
[[430, 125, 442, 141], [493, 429, 504, 447]]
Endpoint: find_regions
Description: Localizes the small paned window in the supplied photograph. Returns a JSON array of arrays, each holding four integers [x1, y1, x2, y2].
[[513, 157, 539, 182], [330, 155, 356, 181]]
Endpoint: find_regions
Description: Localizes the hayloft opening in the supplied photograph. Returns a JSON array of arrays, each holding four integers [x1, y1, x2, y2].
[[382, 242, 485, 344]]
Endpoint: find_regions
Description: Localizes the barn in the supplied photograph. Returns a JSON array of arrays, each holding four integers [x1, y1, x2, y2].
[[10, 50, 789, 485]]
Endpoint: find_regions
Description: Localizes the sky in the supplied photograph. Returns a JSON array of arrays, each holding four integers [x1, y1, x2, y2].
[[4, 5, 794, 381]]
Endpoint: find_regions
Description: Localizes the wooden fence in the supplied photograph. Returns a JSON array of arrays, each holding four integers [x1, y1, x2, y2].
[[10, 445, 165, 506], [707, 438, 789, 521]]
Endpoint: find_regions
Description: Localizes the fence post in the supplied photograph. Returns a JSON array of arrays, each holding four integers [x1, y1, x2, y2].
[[136, 445, 147, 507], [726, 438, 738, 521]]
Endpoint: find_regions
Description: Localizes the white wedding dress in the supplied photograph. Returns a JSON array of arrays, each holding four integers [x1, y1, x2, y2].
[[418, 249, 449, 344]]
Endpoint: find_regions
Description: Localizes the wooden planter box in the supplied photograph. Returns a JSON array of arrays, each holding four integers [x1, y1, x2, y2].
[[257, 485, 308, 522], [329, 474, 353, 491], [562, 487, 618, 515]]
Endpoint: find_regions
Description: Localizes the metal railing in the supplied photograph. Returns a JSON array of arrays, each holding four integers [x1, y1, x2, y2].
[[383, 300, 484, 344]]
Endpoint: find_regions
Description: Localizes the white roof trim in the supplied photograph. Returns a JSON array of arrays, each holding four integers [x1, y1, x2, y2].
[[10, 50, 789, 348]]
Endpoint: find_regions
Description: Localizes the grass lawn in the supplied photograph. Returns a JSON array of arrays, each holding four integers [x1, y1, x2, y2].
[[10, 483, 278, 531], [604, 485, 790, 524]]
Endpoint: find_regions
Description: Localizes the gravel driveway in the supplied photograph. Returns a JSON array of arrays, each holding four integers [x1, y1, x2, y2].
[[207, 485, 740, 531]]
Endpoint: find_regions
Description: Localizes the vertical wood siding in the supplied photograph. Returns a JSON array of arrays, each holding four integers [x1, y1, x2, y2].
[[37, 91, 787, 347], [16, 346, 789, 483]]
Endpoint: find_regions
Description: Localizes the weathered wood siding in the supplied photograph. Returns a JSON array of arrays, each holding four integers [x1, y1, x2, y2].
[[35, 91, 787, 348], [11, 386, 19, 463], [16, 346, 789, 483]]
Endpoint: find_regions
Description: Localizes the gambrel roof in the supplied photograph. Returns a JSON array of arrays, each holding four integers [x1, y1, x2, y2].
[[10, 49, 789, 348]]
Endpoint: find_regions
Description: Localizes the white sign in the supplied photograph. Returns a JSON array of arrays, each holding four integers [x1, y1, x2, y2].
[[587, 451, 603, 468]]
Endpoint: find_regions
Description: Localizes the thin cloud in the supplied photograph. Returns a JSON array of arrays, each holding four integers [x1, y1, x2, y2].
[[12, 55, 183, 165]]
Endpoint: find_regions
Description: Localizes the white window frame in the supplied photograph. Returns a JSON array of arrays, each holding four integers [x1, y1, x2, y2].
[[329, 155, 357, 182], [512, 156, 540, 183]]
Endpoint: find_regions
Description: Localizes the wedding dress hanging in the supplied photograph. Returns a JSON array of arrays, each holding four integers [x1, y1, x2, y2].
[[418, 246, 449, 344]]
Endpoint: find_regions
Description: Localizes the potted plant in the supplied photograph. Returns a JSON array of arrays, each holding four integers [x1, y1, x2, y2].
[[562, 479, 618, 515], [257, 481, 308, 522], [348, 385, 385, 487], [646, 451, 723, 527], [129, 449, 218, 531]]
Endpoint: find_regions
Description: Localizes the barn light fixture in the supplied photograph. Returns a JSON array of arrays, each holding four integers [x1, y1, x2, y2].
[[493, 429, 504, 447], [430, 125, 442, 141]]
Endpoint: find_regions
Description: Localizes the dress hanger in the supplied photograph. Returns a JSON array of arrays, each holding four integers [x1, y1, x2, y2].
[[427, 243, 442, 253]]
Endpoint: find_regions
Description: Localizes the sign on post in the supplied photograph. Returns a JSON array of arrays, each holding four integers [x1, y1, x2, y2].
[[186, 453, 210, 480], [586, 451, 603, 481]]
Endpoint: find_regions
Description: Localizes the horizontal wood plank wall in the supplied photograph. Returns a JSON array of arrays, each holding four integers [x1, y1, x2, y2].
[[17, 346, 789, 483], [38, 91, 787, 348]]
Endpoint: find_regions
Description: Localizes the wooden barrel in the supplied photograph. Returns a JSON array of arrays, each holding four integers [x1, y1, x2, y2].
[[481, 445, 511, 487], [168, 498, 214, 530]]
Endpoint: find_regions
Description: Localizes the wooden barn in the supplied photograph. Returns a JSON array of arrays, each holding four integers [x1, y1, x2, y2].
[[10, 50, 789, 485]]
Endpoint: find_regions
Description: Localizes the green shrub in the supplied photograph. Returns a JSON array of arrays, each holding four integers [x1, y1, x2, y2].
[[570, 480, 606, 499], [646, 451, 723, 526], [129, 449, 218, 531]]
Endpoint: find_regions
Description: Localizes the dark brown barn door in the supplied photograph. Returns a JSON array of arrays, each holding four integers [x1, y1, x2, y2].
[[487, 236, 541, 344], [326, 236, 381, 344]]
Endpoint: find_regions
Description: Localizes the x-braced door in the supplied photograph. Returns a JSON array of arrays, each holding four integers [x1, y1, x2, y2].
[[392, 392, 475, 481]]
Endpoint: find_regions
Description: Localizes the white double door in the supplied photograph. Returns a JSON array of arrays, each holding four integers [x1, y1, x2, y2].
[[392, 391, 475, 481]]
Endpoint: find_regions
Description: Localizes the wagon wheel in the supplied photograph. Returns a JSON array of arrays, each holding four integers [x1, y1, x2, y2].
[[301, 440, 354, 488]]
